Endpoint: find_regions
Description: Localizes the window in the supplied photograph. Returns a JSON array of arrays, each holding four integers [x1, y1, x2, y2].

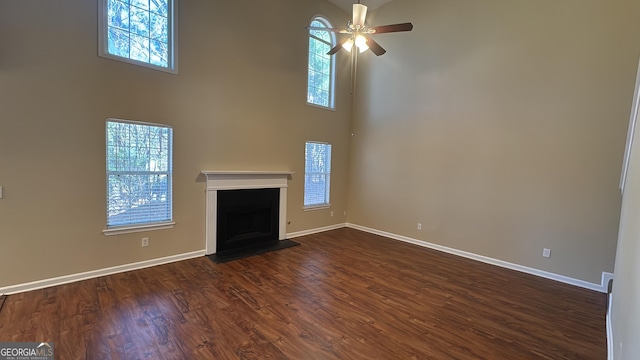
[[307, 17, 335, 109], [98, 0, 177, 73], [104, 119, 173, 234], [304, 141, 332, 208]]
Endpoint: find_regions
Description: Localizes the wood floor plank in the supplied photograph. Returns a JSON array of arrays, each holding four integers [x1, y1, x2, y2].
[[0, 228, 606, 359]]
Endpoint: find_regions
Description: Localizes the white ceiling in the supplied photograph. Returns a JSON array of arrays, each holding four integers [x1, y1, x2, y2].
[[327, 0, 395, 13]]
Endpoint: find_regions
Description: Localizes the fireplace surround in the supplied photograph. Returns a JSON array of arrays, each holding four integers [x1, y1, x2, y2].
[[201, 171, 293, 255]]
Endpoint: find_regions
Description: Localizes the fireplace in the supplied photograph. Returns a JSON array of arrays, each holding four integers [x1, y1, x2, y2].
[[217, 188, 279, 252], [201, 171, 293, 255]]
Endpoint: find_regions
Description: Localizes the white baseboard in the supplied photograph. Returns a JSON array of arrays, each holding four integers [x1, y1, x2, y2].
[[0, 223, 613, 296], [346, 223, 612, 293], [602, 272, 614, 292], [286, 223, 347, 239], [607, 292, 614, 360], [0, 223, 348, 296], [0, 250, 206, 295]]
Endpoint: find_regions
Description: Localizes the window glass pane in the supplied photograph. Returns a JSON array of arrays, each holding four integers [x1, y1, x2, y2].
[[150, 0, 168, 16], [131, 0, 149, 10], [315, 88, 326, 107], [100, 0, 173, 70], [130, 6, 150, 37], [108, 27, 130, 57], [130, 34, 150, 62], [108, 0, 130, 30], [107, 175, 171, 226], [310, 52, 320, 72], [150, 13, 168, 41], [304, 142, 332, 206], [320, 92, 328, 106], [315, 72, 325, 91], [307, 17, 334, 109], [150, 40, 168, 67], [106, 120, 173, 227], [322, 58, 330, 74], [305, 174, 326, 205], [312, 30, 330, 43]]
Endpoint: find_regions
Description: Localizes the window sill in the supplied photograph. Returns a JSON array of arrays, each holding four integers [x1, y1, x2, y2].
[[303, 204, 331, 211], [98, 53, 179, 74], [103, 222, 175, 236], [306, 102, 336, 112]]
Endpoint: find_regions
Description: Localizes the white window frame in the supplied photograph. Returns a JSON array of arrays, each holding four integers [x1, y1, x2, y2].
[[97, 0, 179, 74], [304, 141, 332, 210], [307, 16, 336, 110], [103, 118, 175, 236]]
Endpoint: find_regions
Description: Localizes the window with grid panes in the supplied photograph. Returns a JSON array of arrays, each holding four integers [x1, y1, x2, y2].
[[98, 0, 177, 73], [307, 17, 335, 109]]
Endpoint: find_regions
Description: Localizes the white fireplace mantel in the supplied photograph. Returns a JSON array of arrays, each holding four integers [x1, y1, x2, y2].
[[201, 171, 294, 255]]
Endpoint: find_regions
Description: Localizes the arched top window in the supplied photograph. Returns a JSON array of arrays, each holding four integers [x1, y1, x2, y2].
[[307, 16, 336, 109]]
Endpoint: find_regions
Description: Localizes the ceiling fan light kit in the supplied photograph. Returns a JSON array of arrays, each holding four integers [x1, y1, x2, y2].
[[305, 1, 413, 57], [342, 34, 369, 53]]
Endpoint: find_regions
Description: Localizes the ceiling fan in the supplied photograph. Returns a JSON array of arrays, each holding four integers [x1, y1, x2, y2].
[[306, 1, 413, 56]]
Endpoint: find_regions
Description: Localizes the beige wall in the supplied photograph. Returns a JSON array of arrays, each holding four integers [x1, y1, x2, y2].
[[348, 0, 640, 284], [611, 63, 640, 359], [0, 0, 351, 288], [3, 0, 639, 301]]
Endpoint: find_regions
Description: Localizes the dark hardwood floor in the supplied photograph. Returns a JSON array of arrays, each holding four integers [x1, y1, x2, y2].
[[0, 228, 606, 359]]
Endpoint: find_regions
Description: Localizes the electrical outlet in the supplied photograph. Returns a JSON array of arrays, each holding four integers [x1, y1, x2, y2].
[[330, 211, 334, 217], [142, 237, 149, 247], [343, 211, 347, 216], [542, 248, 551, 258], [0, 186, 3, 199], [417, 223, 422, 230]]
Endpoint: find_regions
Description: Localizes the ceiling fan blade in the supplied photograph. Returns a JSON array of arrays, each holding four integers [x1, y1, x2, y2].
[[327, 43, 343, 55], [369, 22, 414, 34], [353, 3, 367, 27], [365, 37, 387, 56], [306, 26, 349, 33]]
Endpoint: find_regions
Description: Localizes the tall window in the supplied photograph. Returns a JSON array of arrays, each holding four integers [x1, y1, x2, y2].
[[307, 17, 335, 109], [105, 119, 173, 231], [98, 0, 177, 73], [304, 142, 332, 208]]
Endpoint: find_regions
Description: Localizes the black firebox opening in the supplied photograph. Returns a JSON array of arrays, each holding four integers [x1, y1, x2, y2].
[[217, 188, 280, 253]]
